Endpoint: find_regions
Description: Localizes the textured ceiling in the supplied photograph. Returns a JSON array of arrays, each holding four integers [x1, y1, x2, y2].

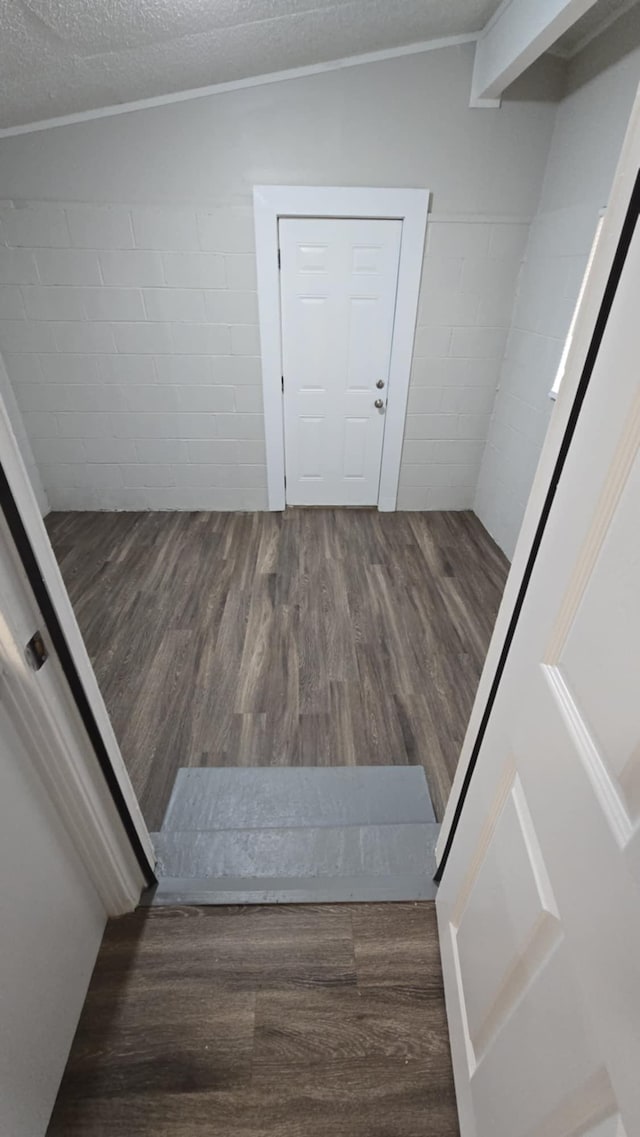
[[0, 0, 502, 130], [551, 0, 640, 56]]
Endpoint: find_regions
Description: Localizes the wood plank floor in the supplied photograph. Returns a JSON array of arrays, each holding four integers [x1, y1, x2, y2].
[[46, 902, 460, 1137], [45, 509, 508, 829]]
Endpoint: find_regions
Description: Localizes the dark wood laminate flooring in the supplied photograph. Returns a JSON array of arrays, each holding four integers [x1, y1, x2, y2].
[[45, 509, 508, 829], [46, 902, 460, 1137]]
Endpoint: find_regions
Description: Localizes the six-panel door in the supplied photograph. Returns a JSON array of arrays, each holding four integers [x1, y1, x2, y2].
[[279, 217, 402, 506], [436, 211, 640, 1133]]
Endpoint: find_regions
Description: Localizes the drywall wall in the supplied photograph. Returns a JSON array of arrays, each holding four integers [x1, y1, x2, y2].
[[0, 44, 559, 510], [0, 696, 105, 1136], [475, 7, 640, 557]]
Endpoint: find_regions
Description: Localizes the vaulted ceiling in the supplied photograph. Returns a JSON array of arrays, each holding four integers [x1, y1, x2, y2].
[[0, 0, 501, 130], [0, 0, 638, 133]]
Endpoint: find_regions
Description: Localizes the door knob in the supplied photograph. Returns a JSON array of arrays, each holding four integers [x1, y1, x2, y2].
[[374, 398, 384, 409], [376, 380, 385, 389]]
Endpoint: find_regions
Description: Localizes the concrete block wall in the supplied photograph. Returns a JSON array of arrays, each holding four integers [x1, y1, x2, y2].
[[0, 200, 527, 513], [0, 43, 560, 514], [0, 200, 266, 511], [397, 217, 527, 510], [474, 9, 640, 558], [473, 205, 596, 555], [0, 351, 49, 513]]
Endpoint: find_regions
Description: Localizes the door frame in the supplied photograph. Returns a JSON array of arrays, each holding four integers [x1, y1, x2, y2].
[[253, 185, 430, 511], [3, 144, 635, 909], [0, 385, 155, 912]]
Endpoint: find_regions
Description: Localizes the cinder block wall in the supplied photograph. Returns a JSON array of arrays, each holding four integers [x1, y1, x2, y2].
[[474, 8, 640, 557], [0, 202, 266, 510], [0, 350, 49, 512], [0, 45, 558, 513], [400, 218, 527, 510], [0, 204, 527, 512]]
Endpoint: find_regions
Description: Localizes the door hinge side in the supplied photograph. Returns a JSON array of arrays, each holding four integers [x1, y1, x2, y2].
[[277, 248, 281, 270], [281, 376, 284, 392]]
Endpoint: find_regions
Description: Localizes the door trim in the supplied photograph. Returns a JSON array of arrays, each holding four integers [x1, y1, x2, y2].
[[253, 185, 430, 511], [0, 385, 155, 911], [0, 462, 156, 898]]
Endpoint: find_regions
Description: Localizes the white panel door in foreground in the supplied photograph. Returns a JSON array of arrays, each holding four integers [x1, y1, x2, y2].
[[279, 217, 401, 506], [437, 214, 640, 1134]]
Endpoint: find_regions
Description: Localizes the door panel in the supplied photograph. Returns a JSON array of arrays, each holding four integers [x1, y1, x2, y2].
[[279, 217, 402, 506], [554, 450, 640, 821], [437, 190, 640, 1136], [468, 943, 601, 1137], [346, 296, 386, 388], [343, 417, 369, 478], [298, 415, 324, 480], [455, 775, 561, 1064]]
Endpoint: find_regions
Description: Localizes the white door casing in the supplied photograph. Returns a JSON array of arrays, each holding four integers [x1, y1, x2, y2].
[[0, 364, 152, 912], [279, 217, 401, 506], [0, 678, 106, 1137], [253, 186, 429, 511], [0, 498, 148, 915], [436, 101, 640, 1137]]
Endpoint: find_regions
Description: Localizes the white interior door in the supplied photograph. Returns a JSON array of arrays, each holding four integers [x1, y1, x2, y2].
[[279, 217, 401, 506], [436, 179, 640, 1136]]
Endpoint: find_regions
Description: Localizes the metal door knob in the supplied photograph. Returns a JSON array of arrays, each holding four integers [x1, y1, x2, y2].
[[376, 380, 385, 389], [374, 398, 384, 409]]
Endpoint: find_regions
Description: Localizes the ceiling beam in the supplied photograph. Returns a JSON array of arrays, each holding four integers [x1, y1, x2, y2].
[[470, 0, 599, 106]]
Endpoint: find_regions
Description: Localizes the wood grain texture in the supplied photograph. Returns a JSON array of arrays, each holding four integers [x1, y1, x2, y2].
[[45, 509, 508, 828], [47, 902, 460, 1137]]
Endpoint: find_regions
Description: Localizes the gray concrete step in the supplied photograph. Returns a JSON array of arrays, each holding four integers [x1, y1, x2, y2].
[[146, 766, 439, 906], [160, 765, 436, 832]]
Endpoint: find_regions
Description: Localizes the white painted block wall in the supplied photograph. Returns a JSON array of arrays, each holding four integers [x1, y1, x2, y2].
[[398, 217, 527, 510], [0, 201, 528, 513], [0, 352, 49, 513], [474, 12, 640, 557], [0, 202, 266, 511], [474, 204, 597, 555], [0, 44, 557, 513]]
